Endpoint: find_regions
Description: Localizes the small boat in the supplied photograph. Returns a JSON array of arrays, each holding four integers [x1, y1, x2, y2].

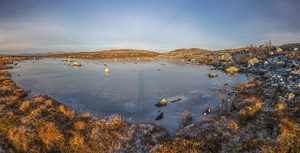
[[104, 68, 110, 72]]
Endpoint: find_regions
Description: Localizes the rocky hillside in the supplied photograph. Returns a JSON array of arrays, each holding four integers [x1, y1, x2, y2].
[[158, 48, 212, 59]]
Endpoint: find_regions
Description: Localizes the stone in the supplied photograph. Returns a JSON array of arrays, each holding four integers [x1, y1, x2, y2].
[[248, 57, 259, 67], [155, 112, 164, 120], [73, 62, 81, 66], [276, 48, 283, 52], [294, 47, 298, 51], [208, 73, 219, 78], [221, 53, 232, 61], [277, 61, 284, 65], [292, 69, 300, 75], [155, 99, 167, 107], [170, 98, 182, 103], [288, 93, 295, 101], [226, 66, 239, 73], [264, 61, 269, 65], [271, 84, 278, 87]]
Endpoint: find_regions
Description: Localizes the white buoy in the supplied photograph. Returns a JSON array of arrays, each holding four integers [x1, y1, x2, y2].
[[104, 68, 110, 72]]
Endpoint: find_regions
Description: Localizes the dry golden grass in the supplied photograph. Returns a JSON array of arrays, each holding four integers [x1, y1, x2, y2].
[[44, 99, 54, 106], [0, 76, 5, 81], [39, 105, 47, 111], [0, 104, 5, 112], [74, 121, 86, 130], [79, 112, 90, 118], [0, 71, 11, 76], [156, 138, 201, 152], [70, 132, 86, 151], [176, 107, 193, 128], [34, 96, 44, 103], [19, 101, 31, 112], [37, 122, 64, 150], [278, 119, 300, 153], [227, 120, 239, 131], [8, 126, 39, 152], [276, 103, 286, 111], [59, 104, 67, 113]]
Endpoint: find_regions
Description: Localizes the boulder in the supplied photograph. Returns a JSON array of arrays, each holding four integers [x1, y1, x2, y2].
[[264, 61, 269, 65], [276, 48, 283, 52], [247, 57, 259, 67], [221, 53, 232, 61], [208, 73, 219, 78], [292, 69, 300, 75], [155, 99, 167, 107], [73, 62, 81, 66], [288, 93, 295, 101], [226, 66, 239, 73], [155, 112, 164, 120]]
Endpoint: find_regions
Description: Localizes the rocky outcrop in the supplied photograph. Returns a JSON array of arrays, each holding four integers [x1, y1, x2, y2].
[[248, 57, 259, 67], [221, 53, 232, 61], [226, 66, 239, 73], [155, 99, 167, 107]]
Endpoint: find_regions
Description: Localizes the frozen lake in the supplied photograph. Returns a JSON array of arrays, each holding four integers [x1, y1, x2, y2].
[[9, 58, 252, 136]]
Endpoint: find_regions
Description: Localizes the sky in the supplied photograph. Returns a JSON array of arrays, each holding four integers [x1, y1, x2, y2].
[[0, 0, 300, 54]]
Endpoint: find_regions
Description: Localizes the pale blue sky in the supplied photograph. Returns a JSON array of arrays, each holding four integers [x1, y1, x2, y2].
[[0, 0, 300, 54]]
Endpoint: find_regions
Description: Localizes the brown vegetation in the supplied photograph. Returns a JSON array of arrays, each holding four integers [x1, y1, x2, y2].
[[176, 107, 193, 128]]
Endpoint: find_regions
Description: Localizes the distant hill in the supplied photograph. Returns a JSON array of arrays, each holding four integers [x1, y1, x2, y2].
[[44, 49, 159, 59], [168, 48, 212, 54], [157, 48, 212, 58], [42, 48, 214, 59], [17, 51, 66, 56]]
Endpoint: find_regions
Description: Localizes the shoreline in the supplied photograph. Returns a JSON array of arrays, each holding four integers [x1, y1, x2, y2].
[[0, 44, 299, 152]]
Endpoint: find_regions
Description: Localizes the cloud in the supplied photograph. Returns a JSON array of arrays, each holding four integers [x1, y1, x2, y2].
[[0, 0, 299, 54]]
